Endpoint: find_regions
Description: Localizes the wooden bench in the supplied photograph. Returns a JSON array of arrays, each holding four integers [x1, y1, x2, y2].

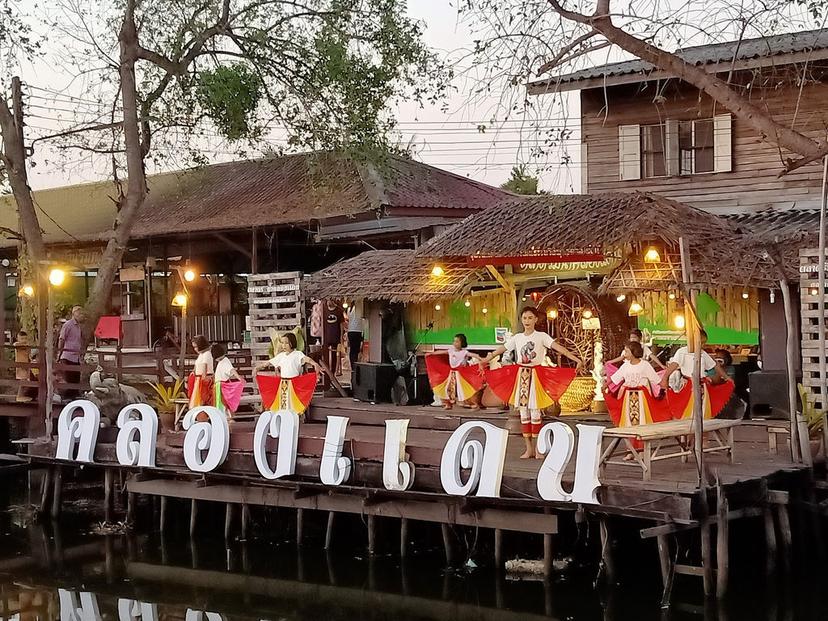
[[741, 418, 791, 455], [600, 419, 742, 481]]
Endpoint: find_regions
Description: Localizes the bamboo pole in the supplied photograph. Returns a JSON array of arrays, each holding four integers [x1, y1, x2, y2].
[[779, 279, 802, 462], [818, 155, 828, 417]]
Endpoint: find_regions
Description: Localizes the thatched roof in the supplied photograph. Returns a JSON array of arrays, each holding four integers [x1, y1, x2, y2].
[[417, 192, 778, 290], [303, 249, 480, 303]]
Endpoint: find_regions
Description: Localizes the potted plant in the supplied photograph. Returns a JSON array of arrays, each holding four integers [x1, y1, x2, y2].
[[798, 384, 826, 459], [148, 379, 184, 432]]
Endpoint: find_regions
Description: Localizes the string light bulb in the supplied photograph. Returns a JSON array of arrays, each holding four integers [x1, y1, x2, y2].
[[547, 308, 558, 320], [464, 299, 471, 307], [741, 291, 749, 300], [430, 265, 445, 277], [582, 309, 593, 319], [482, 307, 488, 314], [668, 292, 676, 300], [643, 247, 661, 263], [435, 304, 441, 311], [616, 294, 626, 303], [674, 314, 686, 330], [48, 268, 66, 287], [183, 268, 197, 282]]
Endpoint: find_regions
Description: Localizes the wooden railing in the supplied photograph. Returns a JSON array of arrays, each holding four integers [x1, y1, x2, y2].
[[0, 345, 256, 414]]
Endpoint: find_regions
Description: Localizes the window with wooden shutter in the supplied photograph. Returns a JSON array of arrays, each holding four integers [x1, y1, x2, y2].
[[641, 124, 667, 178], [618, 124, 641, 181], [713, 114, 732, 172]]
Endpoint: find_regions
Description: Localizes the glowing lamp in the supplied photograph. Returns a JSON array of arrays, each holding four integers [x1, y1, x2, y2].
[[809, 286, 820, 296], [464, 300, 471, 307], [616, 294, 626, 303], [482, 307, 488, 314], [628, 302, 644, 316], [20, 284, 34, 297], [172, 293, 188, 307], [547, 309, 558, 320], [48, 268, 66, 287], [668, 292, 676, 300], [435, 304, 441, 311], [741, 291, 750, 300], [582, 309, 593, 319], [183, 269, 197, 282], [431, 265, 445, 278], [643, 247, 661, 263], [674, 314, 686, 330], [342, 302, 349, 309]]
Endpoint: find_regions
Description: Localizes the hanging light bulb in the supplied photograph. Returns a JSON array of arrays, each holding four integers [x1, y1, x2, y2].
[[810, 285, 820, 296], [431, 265, 445, 277], [616, 294, 626, 303], [482, 307, 488, 314], [464, 299, 471, 307], [628, 301, 644, 316], [668, 292, 676, 300], [48, 268, 66, 287], [643, 247, 661, 263], [741, 290, 749, 300], [547, 308, 558, 319], [582, 308, 593, 319], [435, 303, 441, 311], [674, 314, 686, 330], [342, 301, 349, 309]]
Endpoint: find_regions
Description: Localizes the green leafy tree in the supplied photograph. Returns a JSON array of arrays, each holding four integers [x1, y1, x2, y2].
[[500, 165, 545, 195], [1, 0, 447, 343]]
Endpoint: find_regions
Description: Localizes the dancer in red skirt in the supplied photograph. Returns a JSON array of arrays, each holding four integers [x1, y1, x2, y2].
[[425, 333, 484, 410], [479, 307, 582, 459], [255, 332, 321, 415]]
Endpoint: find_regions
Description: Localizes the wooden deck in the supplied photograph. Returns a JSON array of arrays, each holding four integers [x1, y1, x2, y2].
[[23, 397, 822, 599]]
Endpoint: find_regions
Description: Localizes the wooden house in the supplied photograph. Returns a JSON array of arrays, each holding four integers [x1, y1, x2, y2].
[[0, 151, 512, 348], [528, 29, 828, 215]]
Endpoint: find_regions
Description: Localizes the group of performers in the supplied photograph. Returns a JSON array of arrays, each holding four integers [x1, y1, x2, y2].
[[425, 308, 736, 460], [186, 332, 322, 419], [603, 328, 734, 432], [427, 306, 583, 459]]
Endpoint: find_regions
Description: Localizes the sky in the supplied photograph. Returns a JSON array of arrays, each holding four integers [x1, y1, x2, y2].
[[11, 0, 585, 193]]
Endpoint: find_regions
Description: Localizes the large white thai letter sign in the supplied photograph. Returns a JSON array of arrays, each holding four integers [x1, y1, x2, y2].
[[383, 419, 415, 491], [440, 421, 509, 497], [182, 406, 230, 472], [253, 409, 300, 480], [116, 404, 158, 467], [55, 401, 101, 463], [536, 422, 604, 504], [52, 399, 605, 505]]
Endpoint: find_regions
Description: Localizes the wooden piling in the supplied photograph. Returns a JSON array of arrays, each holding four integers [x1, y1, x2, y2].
[[441, 523, 454, 566], [104, 469, 114, 523], [224, 503, 234, 542], [763, 506, 777, 575], [127, 492, 136, 525], [367, 515, 377, 555], [189, 499, 198, 537], [241, 504, 250, 540], [39, 467, 53, 516], [324, 511, 335, 550], [716, 491, 730, 598], [400, 518, 409, 559], [494, 528, 503, 571], [160, 496, 168, 533], [296, 508, 304, 545], [599, 518, 615, 583], [701, 523, 714, 596], [543, 532, 554, 577], [50, 467, 63, 520], [656, 535, 671, 587], [775, 502, 793, 574]]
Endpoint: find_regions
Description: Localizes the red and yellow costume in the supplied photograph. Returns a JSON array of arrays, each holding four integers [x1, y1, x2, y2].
[[666, 377, 734, 420], [485, 365, 576, 436], [187, 373, 214, 408], [425, 353, 484, 403], [256, 372, 318, 415]]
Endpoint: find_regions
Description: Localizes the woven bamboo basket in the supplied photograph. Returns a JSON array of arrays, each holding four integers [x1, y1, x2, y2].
[[558, 376, 597, 412]]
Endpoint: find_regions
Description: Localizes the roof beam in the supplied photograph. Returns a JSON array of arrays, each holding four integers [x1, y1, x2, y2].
[[211, 232, 252, 259], [485, 264, 513, 293], [527, 47, 828, 95]]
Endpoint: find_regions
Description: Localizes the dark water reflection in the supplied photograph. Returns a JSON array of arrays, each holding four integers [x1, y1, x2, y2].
[[0, 475, 826, 621]]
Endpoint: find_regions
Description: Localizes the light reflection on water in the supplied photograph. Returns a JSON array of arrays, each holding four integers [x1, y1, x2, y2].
[[0, 475, 826, 621]]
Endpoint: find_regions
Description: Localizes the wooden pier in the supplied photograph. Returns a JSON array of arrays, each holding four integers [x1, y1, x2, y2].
[[23, 397, 825, 601]]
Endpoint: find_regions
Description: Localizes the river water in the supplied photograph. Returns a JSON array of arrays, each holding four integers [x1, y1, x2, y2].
[[0, 473, 826, 621]]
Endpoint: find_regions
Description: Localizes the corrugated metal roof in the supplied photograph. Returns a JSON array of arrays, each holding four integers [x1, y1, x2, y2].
[[0, 152, 512, 247], [533, 29, 828, 88], [727, 207, 819, 240]]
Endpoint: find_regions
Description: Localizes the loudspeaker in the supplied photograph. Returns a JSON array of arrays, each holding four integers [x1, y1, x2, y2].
[[352, 363, 397, 403], [748, 370, 793, 418]]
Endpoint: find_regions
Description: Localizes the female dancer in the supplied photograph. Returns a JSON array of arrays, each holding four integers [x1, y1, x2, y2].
[[187, 335, 214, 408], [255, 332, 321, 415], [604, 341, 670, 428], [479, 307, 582, 459], [425, 333, 484, 410]]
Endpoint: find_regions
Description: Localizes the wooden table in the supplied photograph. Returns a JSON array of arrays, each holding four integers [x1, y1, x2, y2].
[[600, 419, 742, 481]]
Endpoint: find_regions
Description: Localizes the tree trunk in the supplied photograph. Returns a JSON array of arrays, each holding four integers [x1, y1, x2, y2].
[[80, 0, 149, 345]]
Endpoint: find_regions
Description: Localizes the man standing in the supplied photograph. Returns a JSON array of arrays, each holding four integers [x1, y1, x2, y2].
[[346, 299, 364, 367], [58, 305, 85, 398]]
